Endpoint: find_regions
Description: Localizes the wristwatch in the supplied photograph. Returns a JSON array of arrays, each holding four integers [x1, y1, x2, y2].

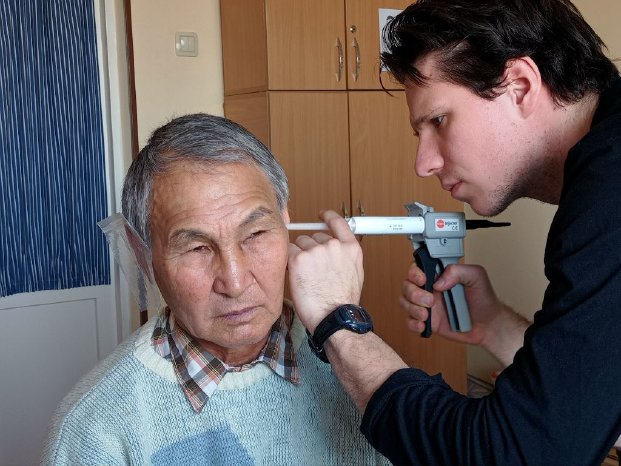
[[308, 304, 374, 363]]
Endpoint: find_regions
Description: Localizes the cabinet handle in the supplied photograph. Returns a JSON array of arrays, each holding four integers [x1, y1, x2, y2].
[[357, 200, 365, 216], [335, 38, 344, 82], [356, 200, 365, 242], [341, 201, 350, 218], [352, 37, 360, 82]]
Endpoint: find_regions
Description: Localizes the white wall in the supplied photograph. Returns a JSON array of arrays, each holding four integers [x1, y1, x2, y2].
[[130, 0, 224, 148], [466, 0, 621, 381], [464, 200, 556, 380]]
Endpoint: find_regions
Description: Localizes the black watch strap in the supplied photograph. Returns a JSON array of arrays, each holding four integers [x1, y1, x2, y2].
[[306, 329, 331, 363], [307, 304, 373, 363]]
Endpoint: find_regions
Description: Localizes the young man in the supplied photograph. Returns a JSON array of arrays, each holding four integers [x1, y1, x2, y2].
[[42, 114, 389, 465], [287, 0, 621, 464]]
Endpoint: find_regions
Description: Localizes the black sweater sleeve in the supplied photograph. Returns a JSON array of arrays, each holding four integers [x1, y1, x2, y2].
[[361, 365, 560, 465]]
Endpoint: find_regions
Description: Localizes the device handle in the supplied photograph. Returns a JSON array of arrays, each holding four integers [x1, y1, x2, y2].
[[413, 245, 436, 338], [441, 283, 472, 332], [438, 258, 472, 333], [413, 247, 473, 336]]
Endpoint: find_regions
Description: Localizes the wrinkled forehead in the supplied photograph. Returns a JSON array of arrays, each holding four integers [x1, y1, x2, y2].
[[154, 157, 270, 194], [156, 158, 248, 180], [149, 160, 281, 230]]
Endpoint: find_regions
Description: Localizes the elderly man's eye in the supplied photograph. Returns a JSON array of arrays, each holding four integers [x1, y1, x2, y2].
[[247, 230, 266, 241], [191, 245, 211, 253]]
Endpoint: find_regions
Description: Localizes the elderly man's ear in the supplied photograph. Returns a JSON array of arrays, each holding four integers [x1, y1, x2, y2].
[[282, 209, 291, 226], [124, 223, 154, 281]]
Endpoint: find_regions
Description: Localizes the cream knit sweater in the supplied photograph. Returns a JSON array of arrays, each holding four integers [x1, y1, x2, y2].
[[41, 313, 389, 465]]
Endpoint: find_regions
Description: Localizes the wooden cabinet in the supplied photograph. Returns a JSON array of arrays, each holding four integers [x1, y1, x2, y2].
[[220, 0, 467, 393], [265, 0, 346, 90], [269, 92, 351, 220], [222, 0, 410, 93], [344, 0, 411, 89]]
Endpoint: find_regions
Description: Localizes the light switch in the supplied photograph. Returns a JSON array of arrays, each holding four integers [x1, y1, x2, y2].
[[175, 32, 198, 57]]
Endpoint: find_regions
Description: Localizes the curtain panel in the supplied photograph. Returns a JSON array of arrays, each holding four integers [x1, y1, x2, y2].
[[0, 0, 110, 297]]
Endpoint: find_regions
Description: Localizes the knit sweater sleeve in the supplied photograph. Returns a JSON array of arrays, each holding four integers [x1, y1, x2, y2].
[[42, 412, 127, 466], [40, 340, 145, 465]]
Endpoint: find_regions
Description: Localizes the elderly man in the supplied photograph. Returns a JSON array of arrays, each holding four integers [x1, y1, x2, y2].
[[42, 113, 388, 465]]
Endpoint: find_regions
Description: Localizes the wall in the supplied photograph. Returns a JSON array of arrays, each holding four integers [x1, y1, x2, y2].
[[466, 0, 621, 381], [130, 0, 224, 148], [128, 1, 620, 376]]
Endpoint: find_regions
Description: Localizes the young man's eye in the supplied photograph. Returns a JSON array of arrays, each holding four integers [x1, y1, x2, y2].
[[431, 115, 445, 127]]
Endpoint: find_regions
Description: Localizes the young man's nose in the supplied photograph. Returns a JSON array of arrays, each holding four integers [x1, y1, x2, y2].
[[415, 138, 444, 177]]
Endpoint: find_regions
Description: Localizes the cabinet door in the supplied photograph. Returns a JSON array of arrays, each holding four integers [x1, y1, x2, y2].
[[269, 92, 351, 222], [345, 0, 412, 90], [266, 1, 346, 90], [224, 93, 270, 147], [220, 0, 269, 95], [349, 91, 467, 393]]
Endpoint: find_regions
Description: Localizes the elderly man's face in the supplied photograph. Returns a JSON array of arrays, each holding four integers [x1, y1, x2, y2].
[[150, 161, 290, 365]]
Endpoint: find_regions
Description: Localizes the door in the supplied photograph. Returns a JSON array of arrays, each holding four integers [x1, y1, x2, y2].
[[220, 0, 269, 95], [345, 0, 412, 90], [0, 1, 128, 463], [349, 91, 467, 393], [269, 91, 351, 221], [0, 287, 119, 464], [266, 0, 347, 90]]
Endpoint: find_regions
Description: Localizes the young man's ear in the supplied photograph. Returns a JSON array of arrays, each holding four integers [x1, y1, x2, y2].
[[502, 56, 542, 117]]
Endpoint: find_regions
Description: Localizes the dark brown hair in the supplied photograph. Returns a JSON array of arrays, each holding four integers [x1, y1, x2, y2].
[[381, 0, 618, 104]]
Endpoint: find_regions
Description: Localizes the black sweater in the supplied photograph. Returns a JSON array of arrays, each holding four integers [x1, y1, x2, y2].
[[361, 75, 621, 466]]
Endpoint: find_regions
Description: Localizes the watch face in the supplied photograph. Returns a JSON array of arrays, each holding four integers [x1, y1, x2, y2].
[[346, 306, 366, 321], [337, 305, 373, 333]]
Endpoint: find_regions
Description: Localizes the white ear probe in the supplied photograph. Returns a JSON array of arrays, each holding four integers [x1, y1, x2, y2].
[[287, 216, 425, 235]]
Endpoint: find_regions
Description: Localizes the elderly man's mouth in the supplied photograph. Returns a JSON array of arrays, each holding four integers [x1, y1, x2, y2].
[[219, 306, 260, 322]]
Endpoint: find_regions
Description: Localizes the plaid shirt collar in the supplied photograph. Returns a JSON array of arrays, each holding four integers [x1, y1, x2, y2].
[[152, 302, 300, 413]]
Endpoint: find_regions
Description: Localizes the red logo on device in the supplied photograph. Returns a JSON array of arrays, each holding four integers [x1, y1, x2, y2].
[[436, 219, 445, 229]]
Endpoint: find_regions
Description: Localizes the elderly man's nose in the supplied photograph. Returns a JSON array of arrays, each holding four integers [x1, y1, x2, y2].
[[212, 250, 253, 297]]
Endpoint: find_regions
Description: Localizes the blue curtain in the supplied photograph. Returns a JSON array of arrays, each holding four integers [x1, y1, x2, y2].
[[0, 1, 110, 297]]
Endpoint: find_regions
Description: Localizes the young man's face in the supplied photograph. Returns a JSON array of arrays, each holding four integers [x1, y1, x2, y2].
[[405, 56, 534, 216], [149, 161, 290, 365]]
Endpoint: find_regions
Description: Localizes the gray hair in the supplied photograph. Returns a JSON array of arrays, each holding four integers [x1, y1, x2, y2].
[[121, 113, 289, 246]]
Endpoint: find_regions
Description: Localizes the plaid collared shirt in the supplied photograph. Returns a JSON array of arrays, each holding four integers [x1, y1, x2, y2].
[[152, 302, 300, 413]]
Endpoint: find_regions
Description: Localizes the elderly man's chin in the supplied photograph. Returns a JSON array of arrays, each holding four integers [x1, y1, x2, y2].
[[207, 309, 280, 350]]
